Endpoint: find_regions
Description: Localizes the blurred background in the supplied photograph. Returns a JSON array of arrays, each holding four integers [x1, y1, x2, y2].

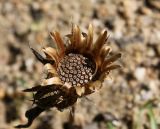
[[0, 0, 160, 129]]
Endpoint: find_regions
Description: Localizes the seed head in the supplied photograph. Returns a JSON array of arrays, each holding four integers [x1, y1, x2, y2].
[[57, 53, 95, 87]]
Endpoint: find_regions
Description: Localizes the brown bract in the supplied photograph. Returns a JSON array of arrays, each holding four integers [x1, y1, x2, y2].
[[15, 24, 121, 128]]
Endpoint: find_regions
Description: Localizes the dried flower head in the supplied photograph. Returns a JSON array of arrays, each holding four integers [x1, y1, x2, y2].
[[16, 24, 121, 128]]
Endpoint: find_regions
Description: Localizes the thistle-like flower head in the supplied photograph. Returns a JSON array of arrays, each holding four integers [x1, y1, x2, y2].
[[16, 24, 121, 128]]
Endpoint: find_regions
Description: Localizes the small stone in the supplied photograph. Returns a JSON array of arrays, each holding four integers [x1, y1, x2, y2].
[[0, 45, 10, 65], [25, 58, 34, 72], [140, 90, 153, 101], [147, 47, 155, 57], [134, 67, 146, 82], [0, 102, 7, 128], [145, 0, 160, 10], [138, 7, 152, 15], [157, 44, 160, 55], [0, 83, 6, 99], [84, 123, 98, 129]]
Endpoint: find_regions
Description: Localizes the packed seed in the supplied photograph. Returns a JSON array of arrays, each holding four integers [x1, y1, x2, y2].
[[57, 53, 95, 87]]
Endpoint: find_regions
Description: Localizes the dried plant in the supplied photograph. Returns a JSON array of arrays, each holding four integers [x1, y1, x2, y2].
[[15, 24, 121, 128]]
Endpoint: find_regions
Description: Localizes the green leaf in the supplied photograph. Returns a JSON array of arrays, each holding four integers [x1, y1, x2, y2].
[[106, 122, 115, 129], [147, 107, 158, 129]]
